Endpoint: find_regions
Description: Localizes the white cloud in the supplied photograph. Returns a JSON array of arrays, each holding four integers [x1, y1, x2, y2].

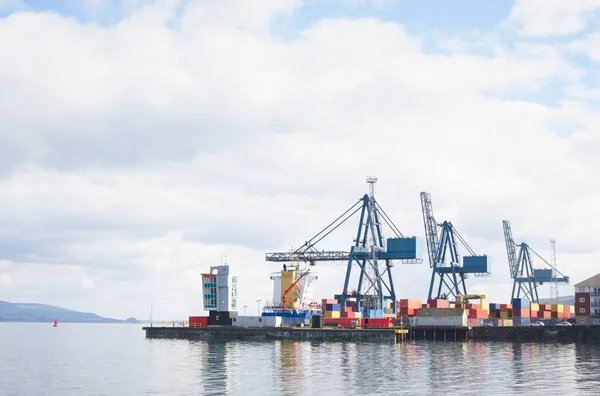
[[506, 0, 600, 36], [0, 1, 599, 319]]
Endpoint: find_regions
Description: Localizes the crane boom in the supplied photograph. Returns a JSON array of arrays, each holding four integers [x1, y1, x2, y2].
[[502, 220, 518, 278], [420, 192, 439, 269]]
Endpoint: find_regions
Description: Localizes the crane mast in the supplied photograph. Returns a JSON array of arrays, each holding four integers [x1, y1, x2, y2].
[[266, 178, 423, 312], [550, 238, 559, 302], [420, 192, 490, 301], [502, 220, 569, 304]]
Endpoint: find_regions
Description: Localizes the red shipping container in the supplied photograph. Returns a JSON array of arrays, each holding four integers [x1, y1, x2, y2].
[[366, 318, 393, 328], [189, 316, 209, 327], [513, 308, 530, 318], [345, 306, 353, 313], [324, 318, 363, 327], [397, 308, 411, 316]]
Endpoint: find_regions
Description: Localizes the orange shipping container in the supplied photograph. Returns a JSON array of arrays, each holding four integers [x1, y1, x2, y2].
[[429, 299, 450, 308], [398, 299, 422, 309]]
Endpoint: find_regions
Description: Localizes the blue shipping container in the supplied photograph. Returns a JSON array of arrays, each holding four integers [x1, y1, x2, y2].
[[462, 255, 489, 273], [534, 269, 553, 282], [512, 298, 530, 309], [384, 237, 423, 260], [325, 304, 340, 312]]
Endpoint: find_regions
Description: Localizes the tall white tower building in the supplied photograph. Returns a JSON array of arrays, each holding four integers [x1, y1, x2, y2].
[[202, 264, 237, 312]]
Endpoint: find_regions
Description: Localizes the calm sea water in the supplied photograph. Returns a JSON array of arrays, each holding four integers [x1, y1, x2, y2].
[[1, 323, 599, 395]]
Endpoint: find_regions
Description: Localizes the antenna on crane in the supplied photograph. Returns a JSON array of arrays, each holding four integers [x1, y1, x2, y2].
[[366, 176, 378, 199], [550, 238, 558, 302]]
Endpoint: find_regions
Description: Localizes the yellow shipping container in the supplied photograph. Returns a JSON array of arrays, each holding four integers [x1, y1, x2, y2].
[[503, 319, 513, 326], [481, 303, 489, 312], [449, 303, 455, 308], [324, 311, 340, 319], [570, 305, 575, 313], [551, 304, 563, 313], [530, 303, 539, 312], [500, 311, 509, 319]]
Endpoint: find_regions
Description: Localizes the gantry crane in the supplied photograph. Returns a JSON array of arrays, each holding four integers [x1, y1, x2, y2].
[[502, 220, 569, 303], [266, 177, 422, 311], [420, 192, 490, 301]]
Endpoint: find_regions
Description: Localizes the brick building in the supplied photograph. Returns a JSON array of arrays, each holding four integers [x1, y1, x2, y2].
[[574, 273, 600, 325]]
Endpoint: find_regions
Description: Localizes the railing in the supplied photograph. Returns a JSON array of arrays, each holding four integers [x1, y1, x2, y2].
[[146, 321, 190, 328]]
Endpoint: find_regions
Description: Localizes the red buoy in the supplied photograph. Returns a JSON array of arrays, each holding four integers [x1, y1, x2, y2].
[[53, 320, 58, 327]]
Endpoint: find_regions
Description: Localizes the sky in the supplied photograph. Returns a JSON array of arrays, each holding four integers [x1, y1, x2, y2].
[[1, 0, 600, 321]]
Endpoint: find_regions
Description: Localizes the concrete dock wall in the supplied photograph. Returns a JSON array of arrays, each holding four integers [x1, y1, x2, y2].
[[143, 325, 600, 343], [143, 326, 395, 342]]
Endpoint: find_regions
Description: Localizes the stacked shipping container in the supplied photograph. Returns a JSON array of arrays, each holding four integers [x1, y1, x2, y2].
[[511, 298, 531, 326], [397, 299, 421, 317], [322, 299, 340, 319]]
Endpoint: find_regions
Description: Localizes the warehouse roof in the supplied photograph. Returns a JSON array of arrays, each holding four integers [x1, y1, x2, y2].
[[416, 308, 466, 317]]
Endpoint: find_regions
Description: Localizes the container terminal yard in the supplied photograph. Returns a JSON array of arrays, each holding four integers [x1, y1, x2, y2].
[[143, 178, 593, 343]]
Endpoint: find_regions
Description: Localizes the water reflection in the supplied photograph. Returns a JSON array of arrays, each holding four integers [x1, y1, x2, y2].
[[181, 338, 600, 396], [2, 322, 600, 396], [575, 344, 600, 393], [278, 341, 300, 396]]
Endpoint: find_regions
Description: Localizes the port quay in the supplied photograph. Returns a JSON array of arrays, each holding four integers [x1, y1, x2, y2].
[[145, 179, 600, 344]]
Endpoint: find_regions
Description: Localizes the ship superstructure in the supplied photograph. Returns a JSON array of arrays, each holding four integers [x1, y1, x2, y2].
[[263, 261, 320, 315]]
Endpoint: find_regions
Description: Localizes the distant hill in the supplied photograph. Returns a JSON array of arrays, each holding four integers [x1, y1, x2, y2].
[[0, 301, 140, 324], [538, 296, 574, 305]]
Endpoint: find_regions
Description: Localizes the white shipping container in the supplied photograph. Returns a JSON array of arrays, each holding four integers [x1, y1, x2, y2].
[[231, 316, 282, 327], [415, 308, 467, 327]]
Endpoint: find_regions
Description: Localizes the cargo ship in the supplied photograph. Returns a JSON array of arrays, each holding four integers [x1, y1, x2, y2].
[[260, 261, 321, 326]]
